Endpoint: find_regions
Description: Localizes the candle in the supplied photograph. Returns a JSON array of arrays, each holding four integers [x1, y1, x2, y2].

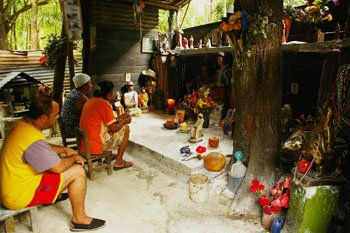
[[167, 99, 175, 111], [180, 122, 187, 131], [228, 4, 234, 14]]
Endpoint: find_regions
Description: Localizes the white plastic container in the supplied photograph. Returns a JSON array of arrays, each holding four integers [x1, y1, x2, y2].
[[227, 151, 246, 193], [189, 174, 209, 202]]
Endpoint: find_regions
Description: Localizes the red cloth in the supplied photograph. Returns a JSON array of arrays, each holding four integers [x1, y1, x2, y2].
[[26, 172, 61, 207]]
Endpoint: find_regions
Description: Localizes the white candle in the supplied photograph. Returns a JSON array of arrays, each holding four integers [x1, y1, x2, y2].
[[228, 4, 234, 14]]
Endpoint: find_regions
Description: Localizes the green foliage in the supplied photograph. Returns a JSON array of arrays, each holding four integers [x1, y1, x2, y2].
[[43, 34, 66, 68], [158, 10, 169, 33], [8, 0, 62, 50]]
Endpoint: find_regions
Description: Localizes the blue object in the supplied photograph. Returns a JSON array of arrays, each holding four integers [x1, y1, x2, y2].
[[234, 151, 243, 161], [241, 9, 249, 34], [271, 216, 283, 233], [180, 146, 191, 155], [223, 121, 228, 134]]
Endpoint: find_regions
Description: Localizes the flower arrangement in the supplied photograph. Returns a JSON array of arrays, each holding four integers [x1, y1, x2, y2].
[[250, 177, 291, 215], [291, 0, 339, 26], [183, 87, 215, 113], [220, 11, 243, 32]]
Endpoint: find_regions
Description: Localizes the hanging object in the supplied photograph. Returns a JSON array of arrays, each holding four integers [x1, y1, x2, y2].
[[133, 0, 144, 23]]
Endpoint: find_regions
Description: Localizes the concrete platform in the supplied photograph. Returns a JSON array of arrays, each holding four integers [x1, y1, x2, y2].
[[127, 112, 234, 177]]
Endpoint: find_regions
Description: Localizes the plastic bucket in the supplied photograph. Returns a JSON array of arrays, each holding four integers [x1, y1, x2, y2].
[[189, 174, 209, 202], [227, 173, 243, 194]]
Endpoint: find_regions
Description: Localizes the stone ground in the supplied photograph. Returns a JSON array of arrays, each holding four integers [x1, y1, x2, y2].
[[12, 151, 264, 233], [4, 113, 266, 233]]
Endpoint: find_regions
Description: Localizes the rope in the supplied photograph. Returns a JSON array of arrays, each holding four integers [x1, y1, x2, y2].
[[180, 2, 190, 29]]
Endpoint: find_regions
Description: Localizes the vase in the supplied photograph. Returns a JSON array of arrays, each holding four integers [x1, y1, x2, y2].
[[282, 17, 291, 43], [198, 110, 210, 128], [306, 27, 318, 43], [261, 212, 276, 230]]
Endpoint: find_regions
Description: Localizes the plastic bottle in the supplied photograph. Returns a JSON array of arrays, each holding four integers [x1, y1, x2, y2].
[[271, 216, 283, 233], [228, 151, 246, 193]]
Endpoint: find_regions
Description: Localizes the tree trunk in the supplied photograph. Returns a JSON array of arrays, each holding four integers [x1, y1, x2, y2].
[[52, 2, 67, 107], [229, 0, 283, 219], [67, 41, 75, 89], [0, 23, 9, 50], [30, 0, 40, 49]]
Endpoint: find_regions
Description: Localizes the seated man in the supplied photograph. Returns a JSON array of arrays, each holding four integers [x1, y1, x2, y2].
[[123, 81, 142, 116], [61, 73, 92, 138], [80, 81, 134, 170], [0, 96, 105, 231]]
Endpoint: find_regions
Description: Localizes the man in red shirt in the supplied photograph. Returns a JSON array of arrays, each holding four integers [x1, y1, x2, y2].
[[80, 81, 133, 170]]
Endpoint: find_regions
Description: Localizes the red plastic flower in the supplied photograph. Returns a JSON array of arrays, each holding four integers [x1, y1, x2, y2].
[[283, 177, 292, 189], [263, 205, 272, 215], [258, 194, 271, 206], [271, 198, 282, 213], [196, 146, 206, 154], [280, 194, 289, 208], [249, 180, 265, 193]]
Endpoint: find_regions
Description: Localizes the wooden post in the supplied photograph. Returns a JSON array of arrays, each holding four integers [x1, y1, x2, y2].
[[168, 10, 175, 50], [29, 207, 40, 233], [67, 41, 75, 90]]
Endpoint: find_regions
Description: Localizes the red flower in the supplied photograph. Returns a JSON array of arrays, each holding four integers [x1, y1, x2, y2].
[[250, 180, 265, 193], [283, 177, 292, 189], [285, 189, 291, 198], [271, 199, 282, 213], [263, 205, 272, 215], [196, 146, 206, 154], [281, 194, 289, 208], [258, 194, 271, 206]]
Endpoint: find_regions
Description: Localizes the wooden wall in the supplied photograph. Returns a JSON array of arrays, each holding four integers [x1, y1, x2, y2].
[[83, 0, 159, 92]]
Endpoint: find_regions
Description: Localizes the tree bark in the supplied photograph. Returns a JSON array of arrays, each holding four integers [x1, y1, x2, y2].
[[229, 0, 283, 219], [30, 0, 40, 49]]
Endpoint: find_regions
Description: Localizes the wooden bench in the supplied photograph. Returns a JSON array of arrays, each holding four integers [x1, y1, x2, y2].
[[0, 203, 40, 233]]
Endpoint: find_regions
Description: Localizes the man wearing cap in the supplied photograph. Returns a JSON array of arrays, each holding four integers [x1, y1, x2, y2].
[[61, 73, 92, 137], [123, 81, 142, 116], [216, 52, 232, 120]]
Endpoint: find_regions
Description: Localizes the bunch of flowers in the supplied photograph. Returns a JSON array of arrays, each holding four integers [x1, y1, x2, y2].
[[291, 0, 339, 26], [288, 114, 316, 134], [182, 87, 215, 113], [250, 177, 291, 215]]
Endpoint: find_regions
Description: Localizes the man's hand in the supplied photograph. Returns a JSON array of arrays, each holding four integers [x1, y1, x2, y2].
[[74, 154, 85, 166], [65, 147, 78, 157]]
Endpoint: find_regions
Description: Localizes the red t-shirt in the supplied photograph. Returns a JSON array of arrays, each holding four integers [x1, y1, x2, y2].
[[79, 98, 116, 154]]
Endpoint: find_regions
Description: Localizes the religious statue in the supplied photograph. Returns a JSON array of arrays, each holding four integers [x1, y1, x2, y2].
[[138, 87, 149, 113], [198, 39, 203, 49], [123, 81, 142, 116], [182, 37, 189, 49], [189, 35, 194, 49], [175, 28, 184, 49], [113, 91, 125, 117], [188, 113, 204, 143]]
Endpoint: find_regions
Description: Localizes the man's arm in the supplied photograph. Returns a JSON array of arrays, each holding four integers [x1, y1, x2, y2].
[[49, 154, 84, 174], [49, 144, 78, 157]]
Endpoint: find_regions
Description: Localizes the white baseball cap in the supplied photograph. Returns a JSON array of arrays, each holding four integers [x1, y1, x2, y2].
[[73, 73, 91, 88]]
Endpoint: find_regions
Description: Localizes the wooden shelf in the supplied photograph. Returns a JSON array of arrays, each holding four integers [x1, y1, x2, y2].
[[166, 39, 350, 56]]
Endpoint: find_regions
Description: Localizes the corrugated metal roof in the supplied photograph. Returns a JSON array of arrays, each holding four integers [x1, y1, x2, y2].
[[0, 50, 83, 93], [0, 72, 42, 90]]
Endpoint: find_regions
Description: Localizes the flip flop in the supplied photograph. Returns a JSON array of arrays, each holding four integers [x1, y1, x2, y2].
[[113, 161, 134, 170]]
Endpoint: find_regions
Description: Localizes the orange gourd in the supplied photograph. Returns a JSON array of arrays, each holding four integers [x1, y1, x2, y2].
[[203, 152, 226, 172]]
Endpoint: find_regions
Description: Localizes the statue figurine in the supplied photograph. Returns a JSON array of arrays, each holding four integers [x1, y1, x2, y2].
[[175, 28, 183, 49], [198, 39, 203, 49], [124, 81, 142, 116], [139, 87, 149, 113], [189, 35, 194, 49], [182, 37, 189, 49], [188, 113, 204, 143], [113, 91, 125, 117]]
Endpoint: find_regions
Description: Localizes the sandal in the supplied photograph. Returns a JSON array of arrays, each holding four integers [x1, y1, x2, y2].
[[70, 218, 106, 232], [113, 161, 134, 170]]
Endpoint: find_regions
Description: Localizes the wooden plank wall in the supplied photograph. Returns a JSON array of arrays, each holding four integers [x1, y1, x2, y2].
[[89, 0, 159, 92]]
